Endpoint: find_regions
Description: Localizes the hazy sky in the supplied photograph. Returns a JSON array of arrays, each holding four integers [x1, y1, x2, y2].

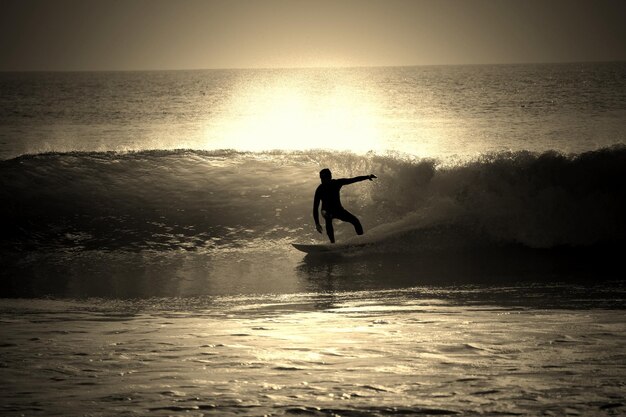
[[1, 0, 625, 70]]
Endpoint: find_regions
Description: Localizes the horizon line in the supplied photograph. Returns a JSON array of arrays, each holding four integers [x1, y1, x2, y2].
[[1, 60, 624, 73]]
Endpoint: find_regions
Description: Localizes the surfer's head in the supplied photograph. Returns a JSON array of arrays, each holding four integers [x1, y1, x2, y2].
[[319, 168, 332, 184]]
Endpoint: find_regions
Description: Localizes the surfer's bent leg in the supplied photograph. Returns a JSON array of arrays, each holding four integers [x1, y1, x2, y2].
[[322, 211, 335, 243], [336, 210, 363, 235]]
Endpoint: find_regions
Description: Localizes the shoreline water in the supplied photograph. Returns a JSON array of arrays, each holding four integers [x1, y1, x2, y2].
[[1, 289, 625, 416]]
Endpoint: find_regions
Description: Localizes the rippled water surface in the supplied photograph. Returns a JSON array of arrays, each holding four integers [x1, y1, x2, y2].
[[1, 287, 625, 416], [1, 63, 624, 159]]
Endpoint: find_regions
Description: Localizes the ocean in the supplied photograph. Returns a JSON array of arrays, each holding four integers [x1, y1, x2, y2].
[[1, 63, 625, 416]]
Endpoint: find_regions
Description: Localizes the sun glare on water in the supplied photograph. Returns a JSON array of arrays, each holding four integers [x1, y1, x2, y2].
[[208, 73, 385, 154]]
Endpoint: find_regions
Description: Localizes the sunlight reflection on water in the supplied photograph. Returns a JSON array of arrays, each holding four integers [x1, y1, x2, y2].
[[206, 70, 388, 154], [1, 293, 624, 416], [2, 64, 624, 159]]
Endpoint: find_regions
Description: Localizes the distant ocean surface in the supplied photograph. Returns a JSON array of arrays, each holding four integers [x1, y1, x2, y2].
[[1, 63, 625, 416], [1, 62, 625, 159]]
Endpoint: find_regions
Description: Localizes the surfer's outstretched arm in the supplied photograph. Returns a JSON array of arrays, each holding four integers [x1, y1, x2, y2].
[[312, 187, 323, 233], [338, 174, 377, 185]]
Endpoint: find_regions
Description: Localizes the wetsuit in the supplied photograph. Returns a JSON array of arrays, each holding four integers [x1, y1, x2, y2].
[[313, 176, 370, 243]]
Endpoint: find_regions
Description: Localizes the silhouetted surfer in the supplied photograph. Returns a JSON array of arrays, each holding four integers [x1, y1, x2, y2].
[[313, 168, 377, 243]]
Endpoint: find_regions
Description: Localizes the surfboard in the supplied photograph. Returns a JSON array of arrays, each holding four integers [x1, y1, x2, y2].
[[291, 242, 368, 254]]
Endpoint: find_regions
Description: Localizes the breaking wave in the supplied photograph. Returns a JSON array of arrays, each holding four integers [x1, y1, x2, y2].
[[1, 146, 625, 253]]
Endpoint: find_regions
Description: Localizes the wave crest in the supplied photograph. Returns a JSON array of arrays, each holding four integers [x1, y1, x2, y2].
[[1, 146, 625, 251]]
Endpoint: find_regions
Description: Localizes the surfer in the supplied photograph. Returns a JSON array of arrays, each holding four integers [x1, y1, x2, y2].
[[313, 168, 377, 243]]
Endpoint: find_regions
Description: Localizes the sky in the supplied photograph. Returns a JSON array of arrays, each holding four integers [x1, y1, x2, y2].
[[1, 0, 625, 71]]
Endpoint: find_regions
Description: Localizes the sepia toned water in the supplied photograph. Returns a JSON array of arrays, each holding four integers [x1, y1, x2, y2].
[[1, 63, 624, 159], [1, 63, 625, 415], [1, 288, 625, 417]]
